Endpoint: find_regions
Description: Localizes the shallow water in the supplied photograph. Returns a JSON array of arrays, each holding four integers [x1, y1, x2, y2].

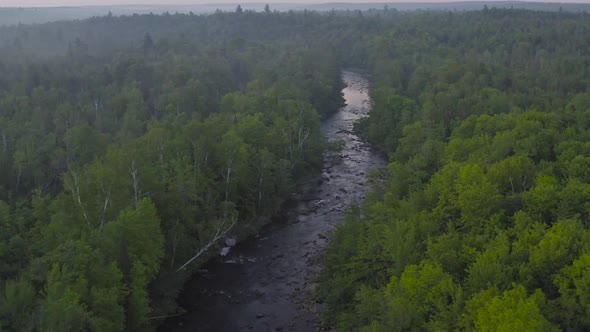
[[162, 71, 387, 332]]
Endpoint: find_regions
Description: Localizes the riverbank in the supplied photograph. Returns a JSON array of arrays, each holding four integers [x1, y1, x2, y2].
[[161, 71, 386, 331]]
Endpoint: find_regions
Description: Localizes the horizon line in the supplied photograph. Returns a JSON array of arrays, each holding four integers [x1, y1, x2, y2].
[[3, 0, 590, 9]]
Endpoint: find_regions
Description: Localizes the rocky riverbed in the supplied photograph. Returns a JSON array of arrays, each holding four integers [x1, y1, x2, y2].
[[162, 71, 387, 331]]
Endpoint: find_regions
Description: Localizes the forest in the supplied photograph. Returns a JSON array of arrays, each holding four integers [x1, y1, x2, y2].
[[0, 5, 589, 331], [320, 7, 590, 332], [0, 8, 347, 331]]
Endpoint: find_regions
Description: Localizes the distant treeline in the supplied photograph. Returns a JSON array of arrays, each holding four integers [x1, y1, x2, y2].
[[1, 1, 590, 26]]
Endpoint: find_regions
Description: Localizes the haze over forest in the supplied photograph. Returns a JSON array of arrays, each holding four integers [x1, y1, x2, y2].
[[1, 2, 590, 331], [1, 1, 590, 26]]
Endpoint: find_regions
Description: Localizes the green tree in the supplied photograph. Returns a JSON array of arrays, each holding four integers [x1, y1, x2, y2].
[[0, 279, 35, 331], [40, 264, 89, 331], [473, 285, 558, 332], [524, 175, 560, 224], [554, 254, 590, 330], [383, 260, 460, 331]]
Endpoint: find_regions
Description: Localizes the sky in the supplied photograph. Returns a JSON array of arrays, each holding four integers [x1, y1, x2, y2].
[[2, 0, 589, 7]]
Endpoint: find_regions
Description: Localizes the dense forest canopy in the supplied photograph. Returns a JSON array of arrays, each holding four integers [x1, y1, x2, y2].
[[0, 6, 589, 331], [321, 7, 590, 332], [0, 8, 348, 331]]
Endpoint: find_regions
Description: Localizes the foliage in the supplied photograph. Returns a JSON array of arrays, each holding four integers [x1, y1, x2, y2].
[[0, 9, 345, 330], [3, 6, 590, 331], [320, 7, 590, 331]]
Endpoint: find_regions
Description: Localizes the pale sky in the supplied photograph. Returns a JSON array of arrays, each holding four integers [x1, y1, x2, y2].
[[3, 0, 590, 7]]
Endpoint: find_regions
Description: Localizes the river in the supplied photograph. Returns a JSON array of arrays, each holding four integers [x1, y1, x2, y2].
[[162, 71, 387, 331]]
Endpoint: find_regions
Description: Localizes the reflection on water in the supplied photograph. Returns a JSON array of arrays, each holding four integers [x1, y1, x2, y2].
[[342, 86, 369, 109]]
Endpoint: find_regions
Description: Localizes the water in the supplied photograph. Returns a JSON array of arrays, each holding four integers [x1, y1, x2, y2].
[[162, 71, 387, 331]]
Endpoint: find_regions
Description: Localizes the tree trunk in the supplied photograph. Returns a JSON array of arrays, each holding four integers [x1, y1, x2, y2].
[[176, 220, 236, 272], [130, 160, 140, 209]]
